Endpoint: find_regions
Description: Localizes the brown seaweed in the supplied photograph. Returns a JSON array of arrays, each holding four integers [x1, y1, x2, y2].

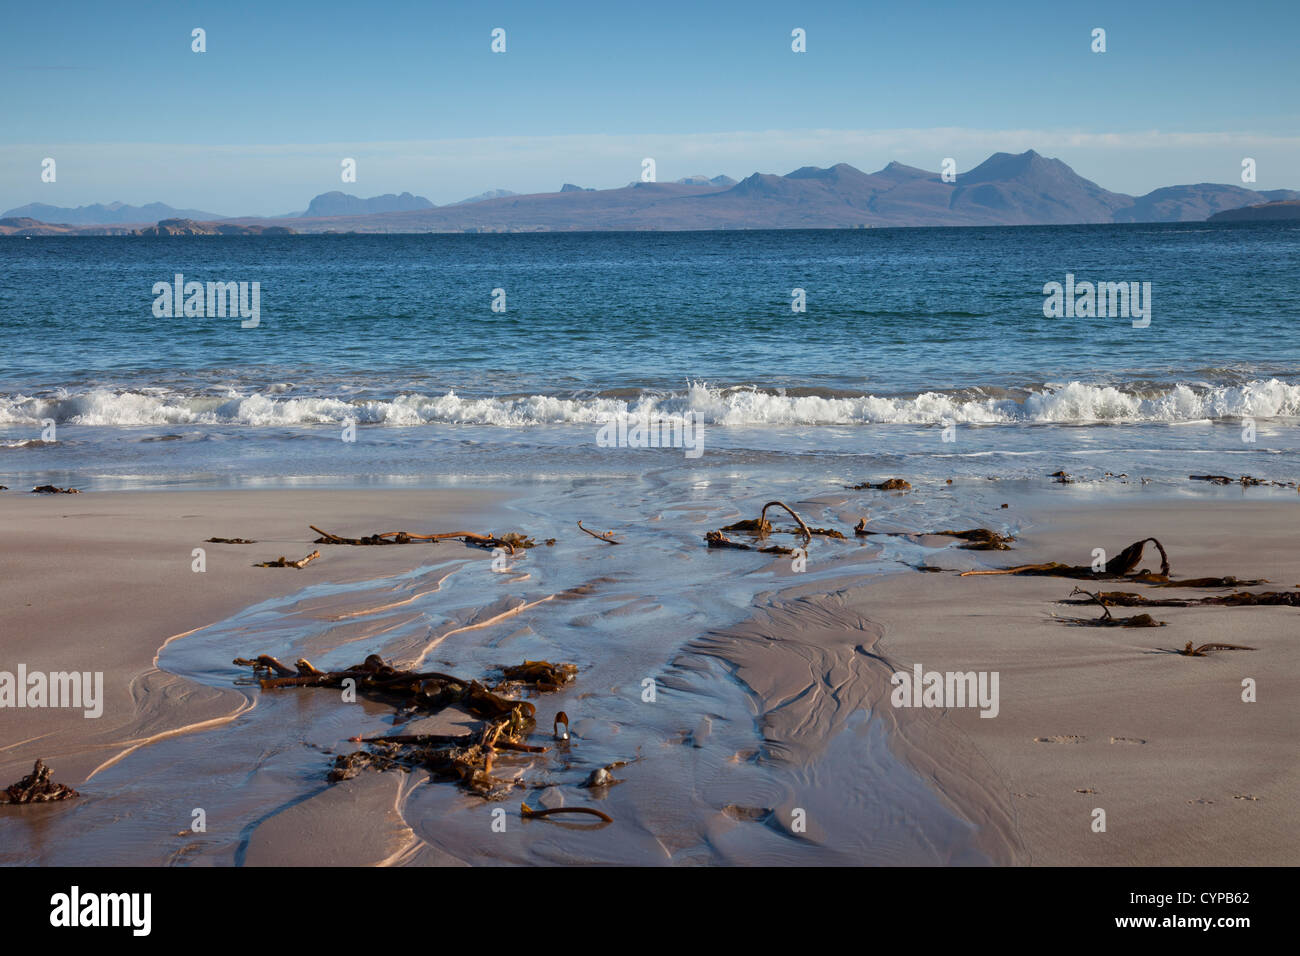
[[520, 802, 613, 823], [707, 500, 813, 554], [1190, 474, 1295, 488], [1178, 642, 1256, 656], [0, 759, 78, 804], [848, 478, 911, 491], [1061, 588, 1300, 608], [705, 530, 797, 554], [498, 660, 578, 693], [234, 653, 575, 799], [254, 550, 320, 569], [206, 537, 256, 544], [1063, 589, 1165, 627], [960, 537, 1169, 579], [31, 485, 79, 494], [311, 525, 536, 554], [855, 524, 1015, 550], [1144, 576, 1269, 588]]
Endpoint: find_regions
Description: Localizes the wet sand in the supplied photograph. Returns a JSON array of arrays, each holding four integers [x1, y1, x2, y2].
[[0, 490, 506, 790], [0, 486, 1295, 865]]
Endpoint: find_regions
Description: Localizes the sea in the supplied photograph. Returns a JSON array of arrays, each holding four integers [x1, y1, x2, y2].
[[2, 222, 1298, 490]]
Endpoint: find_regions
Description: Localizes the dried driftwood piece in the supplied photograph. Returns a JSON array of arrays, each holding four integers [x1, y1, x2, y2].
[[206, 537, 256, 544], [577, 520, 620, 545], [960, 537, 1169, 580], [0, 759, 78, 804], [254, 550, 319, 568], [311, 525, 536, 554], [1179, 642, 1256, 656], [234, 652, 576, 799], [31, 485, 78, 494]]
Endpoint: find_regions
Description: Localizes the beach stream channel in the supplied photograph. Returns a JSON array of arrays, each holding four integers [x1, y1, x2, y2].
[[2, 470, 1016, 865]]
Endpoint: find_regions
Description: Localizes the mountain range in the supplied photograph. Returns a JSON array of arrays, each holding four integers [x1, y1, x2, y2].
[[1, 200, 224, 225], [4, 151, 1297, 234]]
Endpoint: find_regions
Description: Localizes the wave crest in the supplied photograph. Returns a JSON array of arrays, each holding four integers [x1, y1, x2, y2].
[[1, 379, 1297, 427]]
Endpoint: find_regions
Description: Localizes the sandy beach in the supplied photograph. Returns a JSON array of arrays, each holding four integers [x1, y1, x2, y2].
[[815, 496, 1300, 865], [0, 491, 505, 790], [1, 483, 1294, 866]]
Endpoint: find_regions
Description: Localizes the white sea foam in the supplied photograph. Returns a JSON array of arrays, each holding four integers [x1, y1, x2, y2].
[[1, 380, 1297, 427]]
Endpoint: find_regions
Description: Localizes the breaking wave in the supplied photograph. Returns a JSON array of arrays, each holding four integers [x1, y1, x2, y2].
[[1, 379, 1298, 427]]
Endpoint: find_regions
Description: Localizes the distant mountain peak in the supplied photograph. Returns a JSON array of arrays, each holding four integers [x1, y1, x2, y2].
[[961, 149, 1079, 187], [785, 162, 866, 180], [302, 191, 434, 218], [675, 173, 737, 186], [450, 188, 518, 205], [874, 161, 934, 180]]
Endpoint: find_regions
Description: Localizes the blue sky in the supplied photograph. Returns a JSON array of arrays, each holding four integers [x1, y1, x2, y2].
[[2, 0, 1297, 215]]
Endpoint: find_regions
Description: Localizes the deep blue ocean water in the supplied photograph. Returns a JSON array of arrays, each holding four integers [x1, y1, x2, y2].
[[1, 222, 1297, 487]]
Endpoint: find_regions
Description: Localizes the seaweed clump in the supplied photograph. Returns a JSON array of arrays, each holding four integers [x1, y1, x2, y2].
[[849, 478, 911, 491], [0, 760, 78, 804], [1190, 474, 1295, 488], [233, 652, 576, 800], [961, 537, 1170, 580], [311, 525, 537, 553], [706, 500, 813, 555], [1178, 642, 1255, 657], [1061, 589, 1166, 627], [854, 521, 1015, 550]]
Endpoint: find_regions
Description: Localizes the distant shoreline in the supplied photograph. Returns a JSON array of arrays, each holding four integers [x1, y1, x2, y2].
[[3, 217, 1295, 238]]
